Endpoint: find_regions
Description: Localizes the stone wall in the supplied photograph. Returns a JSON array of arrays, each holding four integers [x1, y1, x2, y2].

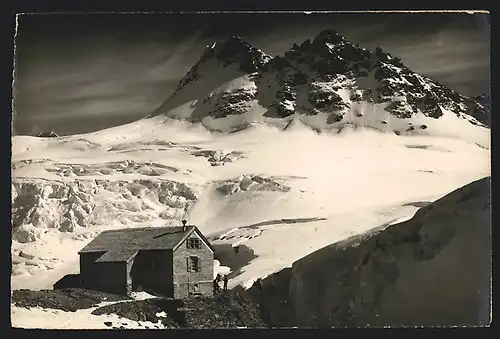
[[173, 232, 214, 299]]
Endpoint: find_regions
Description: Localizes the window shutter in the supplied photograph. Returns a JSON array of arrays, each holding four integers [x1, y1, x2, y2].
[[186, 257, 191, 272], [197, 258, 201, 272]]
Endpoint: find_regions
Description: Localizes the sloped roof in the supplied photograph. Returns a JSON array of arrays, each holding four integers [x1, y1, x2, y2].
[[79, 226, 197, 254], [94, 249, 139, 263]]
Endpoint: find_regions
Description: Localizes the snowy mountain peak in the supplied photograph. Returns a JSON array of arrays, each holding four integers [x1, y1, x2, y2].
[[313, 28, 347, 46], [197, 35, 272, 72], [283, 30, 374, 80], [172, 36, 271, 95], [152, 28, 489, 134], [288, 30, 406, 76], [201, 36, 255, 61]]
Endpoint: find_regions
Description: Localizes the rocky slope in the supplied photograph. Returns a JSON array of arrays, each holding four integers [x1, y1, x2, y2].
[[150, 29, 488, 135], [11, 288, 129, 312], [12, 289, 266, 329], [246, 177, 491, 327], [472, 92, 491, 126]]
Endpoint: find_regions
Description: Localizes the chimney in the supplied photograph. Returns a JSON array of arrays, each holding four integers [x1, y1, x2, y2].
[[182, 219, 187, 231]]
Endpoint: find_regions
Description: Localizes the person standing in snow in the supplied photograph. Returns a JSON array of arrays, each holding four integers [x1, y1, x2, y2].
[[213, 278, 219, 295], [223, 275, 228, 292]]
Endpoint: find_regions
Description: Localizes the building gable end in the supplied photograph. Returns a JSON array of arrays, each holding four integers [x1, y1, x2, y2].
[[173, 227, 214, 254], [172, 227, 197, 252], [193, 227, 215, 253]]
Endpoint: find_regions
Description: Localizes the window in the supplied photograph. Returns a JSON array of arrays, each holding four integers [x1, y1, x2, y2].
[[189, 283, 201, 296], [187, 238, 202, 249], [187, 256, 201, 272]]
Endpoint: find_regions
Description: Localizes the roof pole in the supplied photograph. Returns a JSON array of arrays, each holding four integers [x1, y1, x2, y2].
[[182, 203, 190, 230]]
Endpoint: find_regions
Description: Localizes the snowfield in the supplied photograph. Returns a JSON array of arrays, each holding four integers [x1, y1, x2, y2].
[[11, 303, 168, 329], [11, 114, 490, 295]]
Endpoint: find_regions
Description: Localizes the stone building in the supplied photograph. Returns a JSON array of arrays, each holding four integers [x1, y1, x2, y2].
[[77, 222, 214, 299]]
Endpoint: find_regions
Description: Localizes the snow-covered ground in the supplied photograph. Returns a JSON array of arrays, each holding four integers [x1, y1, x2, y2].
[[11, 115, 490, 294], [11, 303, 167, 329]]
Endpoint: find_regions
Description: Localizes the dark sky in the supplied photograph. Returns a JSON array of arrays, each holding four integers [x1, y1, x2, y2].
[[13, 12, 490, 136]]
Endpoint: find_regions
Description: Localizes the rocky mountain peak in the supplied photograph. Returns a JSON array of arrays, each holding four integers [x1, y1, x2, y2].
[[160, 28, 489, 130], [469, 92, 490, 126], [200, 35, 271, 71], [173, 36, 272, 93], [281, 30, 374, 79], [473, 92, 491, 109], [313, 28, 347, 46], [202, 36, 251, 59]]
